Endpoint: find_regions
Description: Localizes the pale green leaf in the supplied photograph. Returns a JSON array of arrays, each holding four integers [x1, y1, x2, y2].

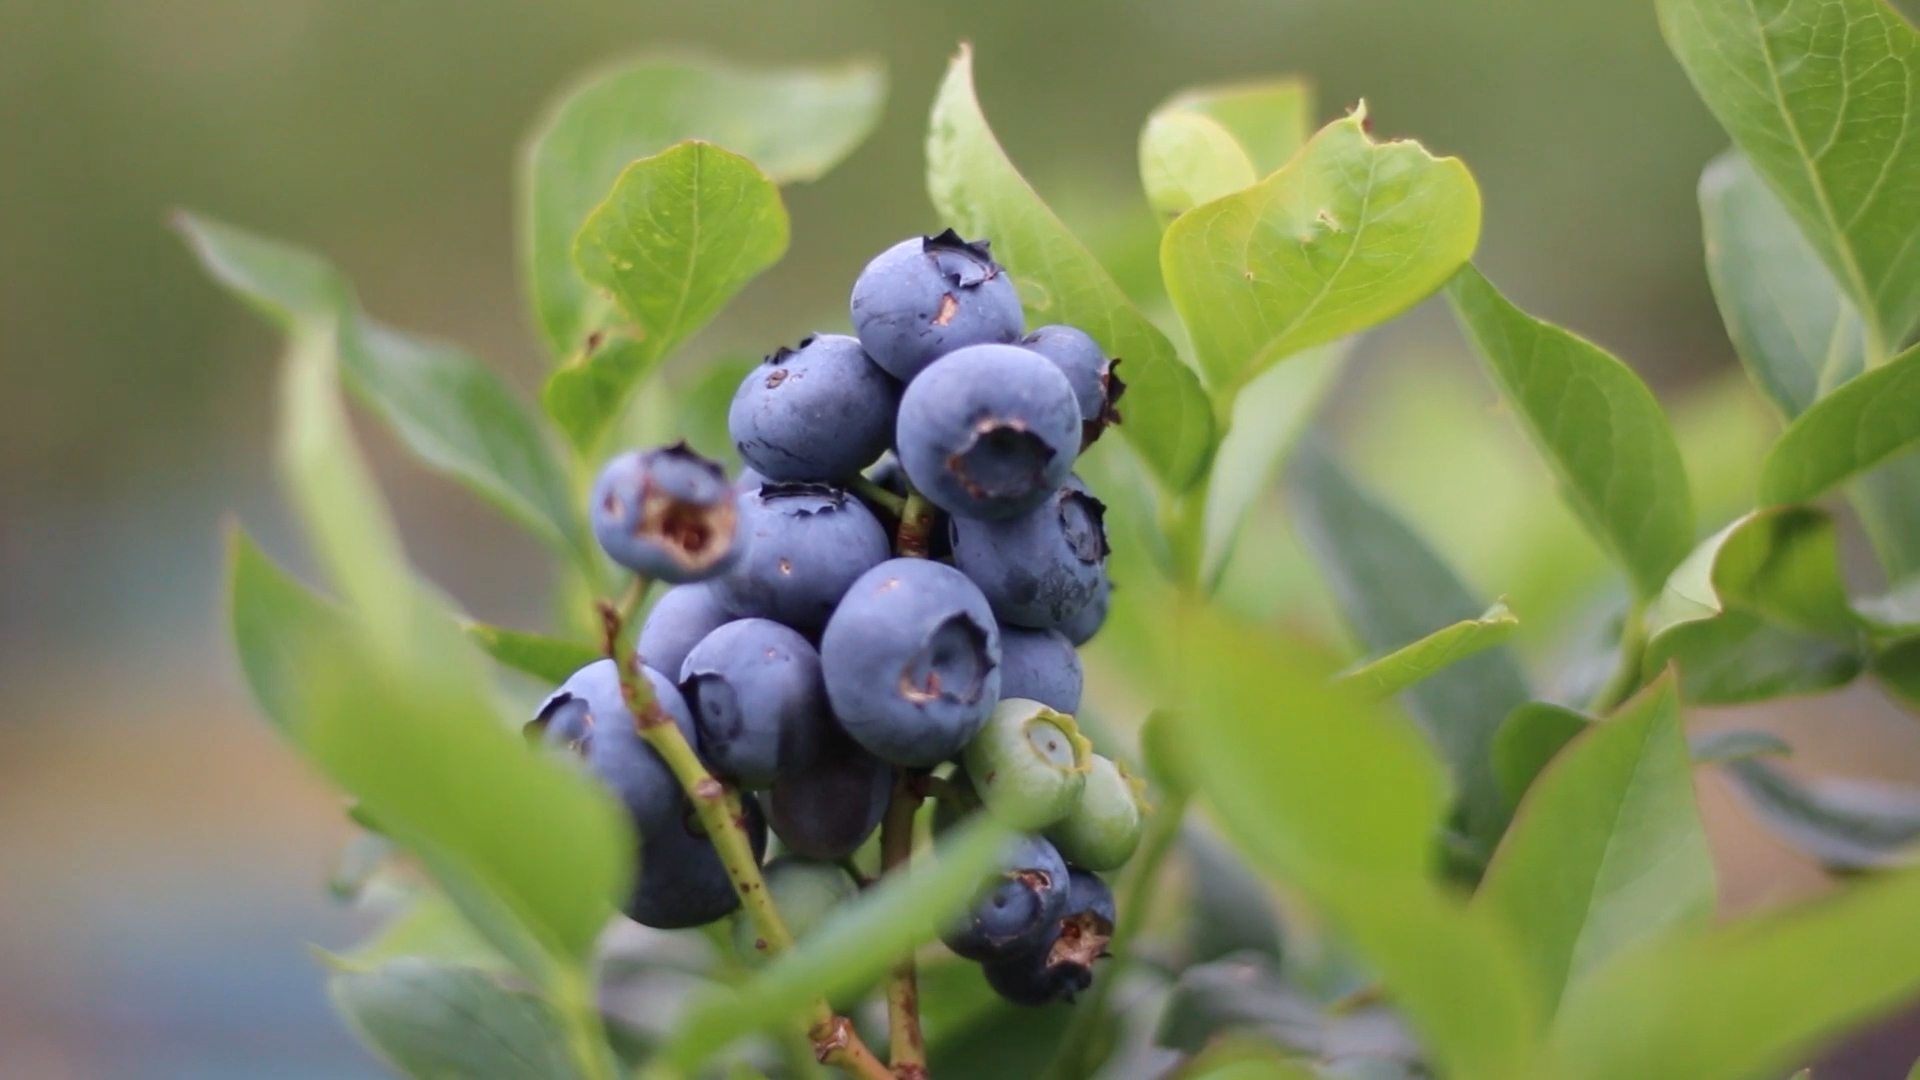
[[1140, 110, 1257, 221], [1492, 703, 1591, 812], [1699, 150, 1866, 419], [328, 891, 510, 973], [1852, 452, 1920, 584], [1448, 264, 1695, 601], [1658, 0, 1920, 353], [1339, 601, 1520, 700], [1163, 106, 1481, 402], [465, 623, 601, 686], [1164, 79, 1316, 176], [1546, 869, 1920, 1080], [176, 213, 586, 565], [521, 55, 883, 359], [927, 44, 1216, 493], [1722, 758, 1920, 870], [329, 959, 584, 1080], [1288, 438, 1531, 850], [546, 141, 789, 452], [1758, 340, 1920, 506], [1476, 674, 1715, 1015], [1644, 507, 1866, 704]]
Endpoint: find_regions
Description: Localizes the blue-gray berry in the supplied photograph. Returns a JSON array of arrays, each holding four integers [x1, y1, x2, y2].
[[949, 479, 1108, 627], [680, 618, 831, 788], [896, 344, 1081, 521], [998, 627, 1083, 714], [590, 445, 743, 582], [941, 834, 1071, 961], [1021, 325, 1124, 445], [636, 583, 735, 682], [535, 660, 699, 839], [850, 231, 1023, 382], [730, 334, 902, 482], [712, 483, 891, 634], [626, 795, 768, 929], [765, 727, 892, 860]]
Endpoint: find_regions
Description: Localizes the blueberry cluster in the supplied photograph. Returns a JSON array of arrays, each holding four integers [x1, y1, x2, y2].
[[536, 232, 1139, 1006]]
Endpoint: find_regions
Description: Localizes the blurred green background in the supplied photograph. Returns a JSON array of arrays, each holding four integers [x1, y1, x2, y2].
[[5, 0, 1919, 1076]]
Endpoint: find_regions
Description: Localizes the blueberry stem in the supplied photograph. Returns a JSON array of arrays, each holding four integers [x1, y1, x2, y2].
[[598, 582, 890, 1079], [552, 966, 622, 1080], [880, 768, 928, 1077], [894, 488, 938, 559], [849, 475, 909, 518]]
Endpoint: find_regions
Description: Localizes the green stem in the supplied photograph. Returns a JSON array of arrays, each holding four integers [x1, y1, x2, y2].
[[552, 967, 622, 1080], [880, 769, 928, 1078], [849, 475, 909, 519], [895, 489, 938, 559], [1041, 790, 1191, 1080], [1589, 603, 1647, 715]]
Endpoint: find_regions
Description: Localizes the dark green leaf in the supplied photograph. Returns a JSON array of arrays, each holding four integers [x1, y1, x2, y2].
[[1162, 107, 1481, 402], [1644, 507, 1866, 704], [1721, 758, 1920, 871], [1546, 870, 1920, 1080], [1339, 601, 1519, 700], [546, 141, 789, 452], [465, 622, 601, 686], [1157, 954, 1421, 1074], [1447, 264, 1694, 601], [927, 1000, 1087, 1080], [1179, 1040, 1320, 1080], [329, 959, 583, 1080], [521, 56, 883, 360], [1288, 438, 1531, 849], [1185, 827, 1287, 966], [1758, 340, 1920, 506], [1490, 703, 1590, 812], [1688, 729, 1792, 765], [176, 213, 585, 564], [927, 44, 1216, 493], [1698, 150, 1865, 420], [1476, 674, 1714, 1015], [1658, 0, 1920, 354]]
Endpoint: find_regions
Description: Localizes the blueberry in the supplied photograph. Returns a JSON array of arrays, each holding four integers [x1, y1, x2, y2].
[[980, 868, 1114, 1005], [636, 583, 735, 682], [735, 467, 766, 493], [865, 452, 908, 497], [997, 628, 1083, 714], [712, 483, 891, 634], [590, 445, 743, 583], [1044, 754, 1145, 871], [821, 559, 1003, 767], [730, 334, 902, 482], [896, 344, 1081, 521], [950, 480, 1108, 628], [765, 726, 892, 860], [962, 698, 1092, 829], [626, 795, 768, 930], [850, 230, 1024, 382], [534, 660, 699, 838], [732, 857, 858, 963], [680, 618, 831, 788], [1021, 325, 1124, 446], [1056, 573, 1111, 647], [941, 835, 1070, 961]]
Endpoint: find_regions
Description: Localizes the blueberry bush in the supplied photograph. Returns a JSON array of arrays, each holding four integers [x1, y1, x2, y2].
[[182, 0, 1920, 1075]]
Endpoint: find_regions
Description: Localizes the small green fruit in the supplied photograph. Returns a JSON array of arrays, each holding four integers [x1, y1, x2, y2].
[[1046, 754, 1147, 870], [962, 698, 1093, 829], [732, 856, 857, 963]]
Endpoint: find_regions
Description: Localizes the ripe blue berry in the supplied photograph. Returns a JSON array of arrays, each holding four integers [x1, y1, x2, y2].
[[626, 795, 768, 930], [896, 344, 1081, 521], [636, 583, 734, 682], [1021, 325, 1124, 445], [949, 480, 1108, 628], [535, 660, 699, 838], [732, 857, 858, 963], [998, 627, 1083, 714], [850, 230, 1023, 382], [729, 334, 902, 482], [942, 835, 1070, 961], [1057, 572, 1111, 647], [713, 483, 891, 634], [980, 868, 1114, 1005], [765, 727, 892, 860], [679, 618, 831, 788], [821, 559, 1003, 767], [591, 445, 742, 583]]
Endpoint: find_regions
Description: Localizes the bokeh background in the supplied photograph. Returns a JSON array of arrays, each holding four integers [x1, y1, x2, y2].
[[5, 0, 1920, 1076]]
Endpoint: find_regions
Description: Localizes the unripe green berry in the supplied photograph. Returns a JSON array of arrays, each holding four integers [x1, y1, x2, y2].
[[1045, 754, 1147, 870], [962, 698, 1093, 829], [731, 856, 857, 963]]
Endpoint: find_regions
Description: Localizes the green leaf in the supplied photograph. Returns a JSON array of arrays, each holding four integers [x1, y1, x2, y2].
[[1202, 342, 1348, 590], [1447, 264, 1695, 601], [329, 959, 582, 1079], [1658, 0, 1920, 354], [1545, 869, 1920, 1080], [1162, 106, 1481, 402], [521, 55, 883, 360], [1699, 150, 1866, 420], [1721, 758, 1920, 871], [1475, 674, 1715, 1016], [465, 623, 601, 686], [670, 353, 760, 465], [1339, 601, 1519, 700], [330, 892, 510, 973], [1687, 728, 1792, 765], [1644, 507, 1866, 704], [1139, 109, 1257, 221], [1877, 636, 1920, 710], [1852, 452, 1920, 584], [1155, 954, 1422, 1075], [926, 44, 1215, 493], [1181, 1040, 1319, 1080], [1491, 703, 1590, 812], [176, 213, 585, 565], [662, 815, 1014, 1069], [1287, 438, 1531, 850], [1164, 80, 1316, 177], [1757, 340, 1920, 506], [1184, 827, 1287, 966], [545, 141, 789, 453], [927, 1001, 1088, 1080], [229, 530, 631, 973]]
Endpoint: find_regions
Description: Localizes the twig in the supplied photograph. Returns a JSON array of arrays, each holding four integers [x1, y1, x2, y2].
[[894, 490, 938, 559], [848, 475, 908, 519], [880, 769, 928, 1078]]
